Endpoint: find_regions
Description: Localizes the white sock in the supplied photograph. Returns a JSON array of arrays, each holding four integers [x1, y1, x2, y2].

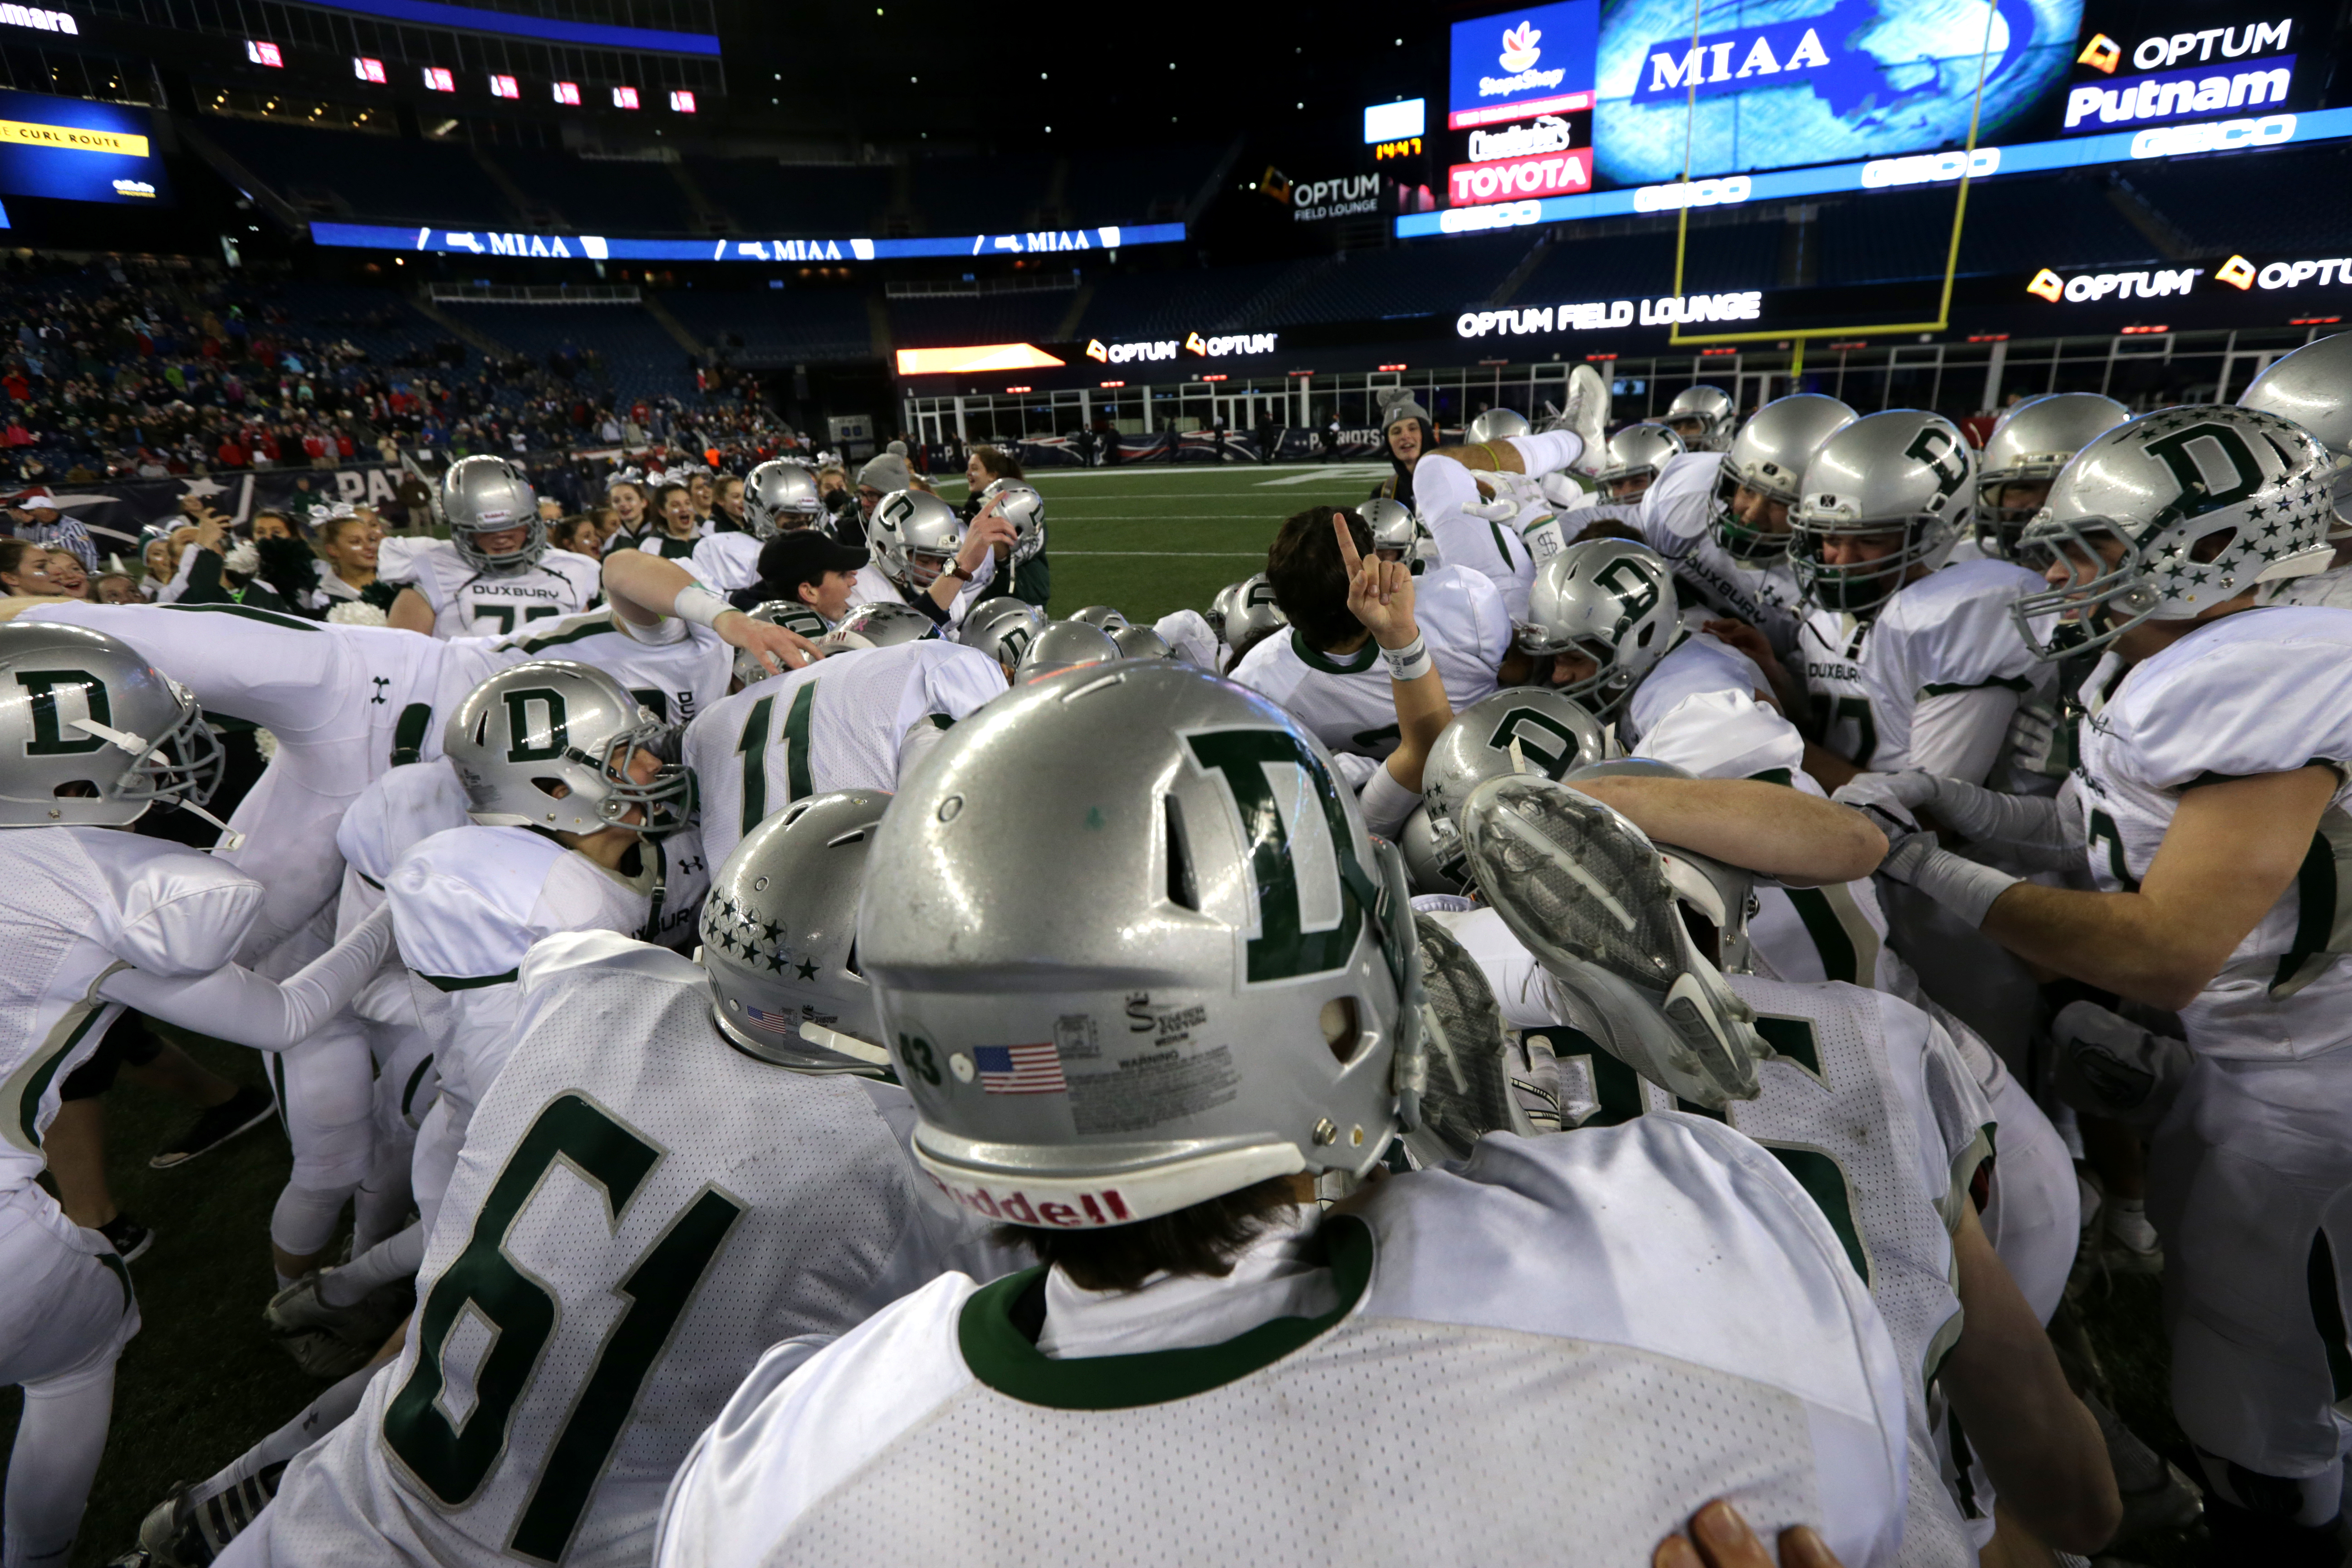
[[4, 1363, 116, 1568], [192, 1359, 379, 1507], [2109, 1197, 2157, 1246], [318, 1223, 424, 1308]]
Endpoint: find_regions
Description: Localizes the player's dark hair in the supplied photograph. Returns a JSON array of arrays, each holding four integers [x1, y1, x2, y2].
[[1265, 505, 1373, 651], [1571, 518, 1644, 546], [1000, 1175, 1305, 1293], [970, 444, 1023, 483]]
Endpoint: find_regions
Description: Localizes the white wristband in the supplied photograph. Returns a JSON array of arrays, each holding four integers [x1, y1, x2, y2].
[[1382, 634, 1433, 683], [672, 582, 733, 630], [1893, 843, 2023, 929]]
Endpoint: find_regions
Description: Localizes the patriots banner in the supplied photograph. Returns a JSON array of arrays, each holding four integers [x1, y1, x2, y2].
[[20, 463, 419, 558]]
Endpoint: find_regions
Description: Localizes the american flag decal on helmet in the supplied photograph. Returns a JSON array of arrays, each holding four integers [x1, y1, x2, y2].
[[973, 1042, 1067, 1095]]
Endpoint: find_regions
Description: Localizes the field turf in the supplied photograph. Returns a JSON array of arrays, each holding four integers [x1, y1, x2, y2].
[[4, 460, 2203, 1563]]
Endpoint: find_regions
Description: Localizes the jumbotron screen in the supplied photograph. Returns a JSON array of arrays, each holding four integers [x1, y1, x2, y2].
[[0, 86, 168, 206], [1421, 0, 2338, 228]]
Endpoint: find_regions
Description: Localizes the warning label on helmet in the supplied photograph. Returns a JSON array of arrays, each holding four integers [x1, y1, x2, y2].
[[1072, 1045, 1239, 1135]]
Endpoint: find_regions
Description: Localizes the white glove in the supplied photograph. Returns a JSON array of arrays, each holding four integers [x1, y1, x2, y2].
[[2007, 696, 2071, 779], [1461, 492, 1520, 525], [1539, 471, 1589, 510], [1831, 769, 1944, 833], [1877, 838, 2022, 928]]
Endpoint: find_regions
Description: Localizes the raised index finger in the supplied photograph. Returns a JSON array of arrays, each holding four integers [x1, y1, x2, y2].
[[1331, 509, 1364, 577]]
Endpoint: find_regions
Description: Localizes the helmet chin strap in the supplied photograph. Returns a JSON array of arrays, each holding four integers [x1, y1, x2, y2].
[[72, 717, 245, 851], [798, 1019, 892, 1067]]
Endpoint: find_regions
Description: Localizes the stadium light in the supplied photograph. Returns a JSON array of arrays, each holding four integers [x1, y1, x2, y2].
[[552, 81, 580, 105], [612, 85, 639, 109], [351, 56, 385, 83]]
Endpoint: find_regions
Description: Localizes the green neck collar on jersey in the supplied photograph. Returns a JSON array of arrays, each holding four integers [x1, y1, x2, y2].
[[958, 1214, 1372, 1409], [1291, 631, 1381, 675]]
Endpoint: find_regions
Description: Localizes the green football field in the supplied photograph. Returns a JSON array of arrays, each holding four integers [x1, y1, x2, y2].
[[934, 459, 1404, 623], [3, 461, 2205, 1563]]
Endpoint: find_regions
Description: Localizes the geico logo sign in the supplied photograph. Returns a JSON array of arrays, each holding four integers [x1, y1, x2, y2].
[[1293, 176, 1377, 211], [2126, 20, 2290, 72], [1469, 114, 1574, 162], [1086, 338, 1179, 364], [1631, 175, 1750, 214], [1438, 199, 1544, 234], [1456, 291, 1762, 337], [1449, 150, 1592, 204], [1862, 147, 1999, 189], [2025, 266, 2204, 303], [2130, 113, 2294, 158]]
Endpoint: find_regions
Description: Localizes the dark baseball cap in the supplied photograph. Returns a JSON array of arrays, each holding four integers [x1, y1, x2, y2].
[[757, 529, 868, 598]]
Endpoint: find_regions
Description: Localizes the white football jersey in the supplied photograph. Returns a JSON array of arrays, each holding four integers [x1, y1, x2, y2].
[[1229, 564, 1510, 758], [2264, 560, 2352, 609], [1621, 628, 1775, 751], [261, 932, 1004, 1568], [2065, 606, 2352, 1060], [1522, 969, 1994, 1562], [1413, 451, 1541, 621], [848, 556, 996, 630], [687, 531, 762, 593], [1864, 559, 2054, 785], [1798, 606, 1877, 768], [1639, 452, 1802, 656], [0, 828, 263, 1193], [379, 538, 601, 641], [685, 642, 1009, 873], [385, 825, 653, 1116], [635, 523, 711, 561], [432, 609, 734, 740], [656, 1117, 1909, 1568]]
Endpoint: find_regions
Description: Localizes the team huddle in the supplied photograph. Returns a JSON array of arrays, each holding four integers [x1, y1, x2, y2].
[[2, 338, 2349, 1568]]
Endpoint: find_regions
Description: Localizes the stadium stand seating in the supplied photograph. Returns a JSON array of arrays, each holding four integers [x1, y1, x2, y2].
[[197, 118, 513, 229], [906, 155, 1060, 234], [887, 289, 1073, 346], [486, 147, 702, 235], [439, 301, 696, 402], [1063, 146, 1224, 226], [267, 282, 468, 372], [678, 159, 895, 235], [660, 289, 876, 364], [2122, 142, 2352, 259]]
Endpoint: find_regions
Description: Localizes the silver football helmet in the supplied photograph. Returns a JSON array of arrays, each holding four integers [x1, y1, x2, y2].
[[1359, 497, 1439, 574], [0, 623, 223, 828], [733, 600, 832, 687], [1400, 802, 1464, 896], [1595, 423, 1685, 499], [957, 597, 1047, 672], [1011, 619, 1120, 684], [818, 602, 936, 655], [1975, 394, 2130, 558], [444, 661, 688, 837], [1459, 774, 1765, 1109], [1715, 393, 1856, 562], [1205, 580, 1245, 643], [979, 478, 1047, 564], [1664, 385, 1737, 452], [1466, 408, 1531, 443], [1070, 605, 1130, 632], [857, 662, 1425, 1225], [438, 455, 545, 574], [1417, 689, 1607, 892], [1515, 539, 1680, 720], [743, 461, 823, 540], [2011, 405, 2335, 658], [701, 789, 894, 1074], [1111, 623, 1175, 660], [867, 490, 966, 591], [1223, 573, 1289, 653], [1789, 410, 1974, 613], [2238, 334, 2352, 539]]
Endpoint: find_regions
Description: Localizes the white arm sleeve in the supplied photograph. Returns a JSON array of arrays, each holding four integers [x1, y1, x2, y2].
[[98, 905, 398, 1051], [1930, 776, 2076, 865], [1358, 760, 1422, 839], [1907, 686, 2021, 786]]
